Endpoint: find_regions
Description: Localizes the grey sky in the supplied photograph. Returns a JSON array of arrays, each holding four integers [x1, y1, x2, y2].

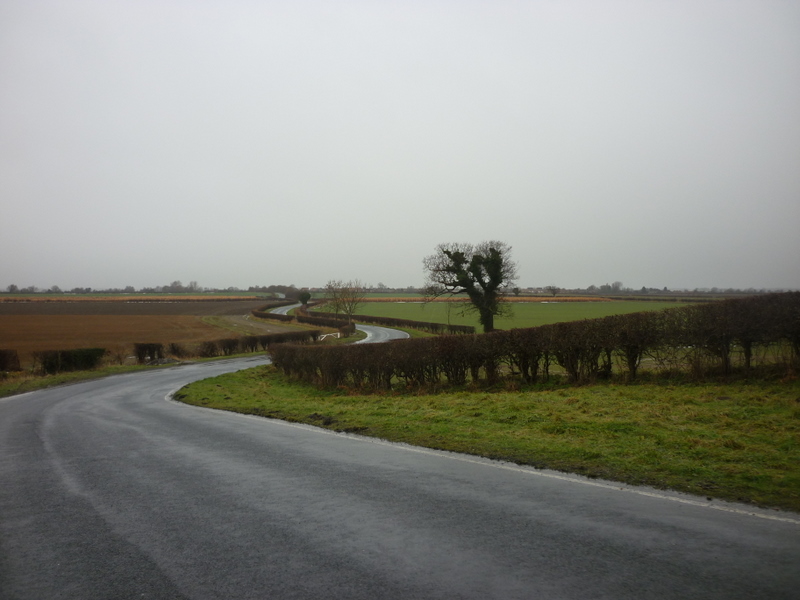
[[2, 0, 798, 291]]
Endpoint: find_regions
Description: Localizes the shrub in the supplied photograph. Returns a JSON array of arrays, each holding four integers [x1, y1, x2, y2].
[[242, 336, 260, 353], [297, 314, 350, 329], [260, 330, 320, 348], [167, 343, 189, 358], [339, 323, 357, 338], [0, 349, 21, 372], [252, 311, 294, 322], [134, 343, 164, 364], [198, 340, 219, 358], [33, 348, 106, 374], [218, 338, 241, 356]]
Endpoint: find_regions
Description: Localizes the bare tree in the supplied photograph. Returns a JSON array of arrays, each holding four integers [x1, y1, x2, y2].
[[325, 279, 367, 323], [545, 285, 559, 297], [423, 241, 518, 333]]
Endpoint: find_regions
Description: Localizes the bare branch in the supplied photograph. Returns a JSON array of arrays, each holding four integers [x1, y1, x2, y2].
[[422, 241, 517, 332], [325, 279, 366, 323]]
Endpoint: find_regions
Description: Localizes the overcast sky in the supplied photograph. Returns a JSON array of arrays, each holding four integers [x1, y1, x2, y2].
[[1, 0, 798, 291]]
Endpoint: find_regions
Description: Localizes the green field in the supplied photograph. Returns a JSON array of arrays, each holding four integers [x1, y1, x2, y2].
[[348, 300, 685, 329], [176, 366, 800, 512]]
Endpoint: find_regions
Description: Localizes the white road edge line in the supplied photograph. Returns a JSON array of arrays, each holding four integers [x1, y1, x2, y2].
[[166, 388, 800, 526]]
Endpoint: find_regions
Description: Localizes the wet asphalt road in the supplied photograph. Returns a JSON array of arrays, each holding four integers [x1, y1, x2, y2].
[[268, 302, 410, 343], [1, 356, 799, 599]]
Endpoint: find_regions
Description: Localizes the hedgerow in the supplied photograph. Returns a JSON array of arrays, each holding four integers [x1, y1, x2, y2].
[[251, 311, 294, 322], [296, 314, 351, 329], [269, 292, 800, 389], [0, 349, 21, 372], [134, 343, 164, 363], [33, 348, 106, 374]]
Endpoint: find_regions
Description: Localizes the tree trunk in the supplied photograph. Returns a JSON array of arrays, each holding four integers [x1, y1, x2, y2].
[[481, 310, 494, 333]]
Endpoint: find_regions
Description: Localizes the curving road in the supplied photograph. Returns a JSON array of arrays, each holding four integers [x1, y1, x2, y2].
[[269, 302, 410, 343], [268, 302, 300, 315], [354, 323, 409, 343], [1, 356, 799, 599]]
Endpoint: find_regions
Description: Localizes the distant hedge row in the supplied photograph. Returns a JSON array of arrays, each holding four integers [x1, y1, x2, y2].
[[252, 311, 294, 322], [32, 348, 106, 375], [133, 330, 321, 363], [307, 310, 475, 335], [270, 292, 800, 389], [296, 314, 351, 329], [0, 349, 21, 371]]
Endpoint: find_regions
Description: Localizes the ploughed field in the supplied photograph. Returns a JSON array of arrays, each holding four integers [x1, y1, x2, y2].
[[0, 298, 267, 316], [0, 299, 272, 367]]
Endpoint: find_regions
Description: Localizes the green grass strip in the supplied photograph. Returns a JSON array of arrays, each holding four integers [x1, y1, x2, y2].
[[344, 300, 685, 330], [175, 366, 800, 513]]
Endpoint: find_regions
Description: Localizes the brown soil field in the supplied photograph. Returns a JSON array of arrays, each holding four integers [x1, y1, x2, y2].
[[0, 300, 268, 316], [0, 315, 227, 363], [0, 300, 287, 368], [0, 295, 257, 304]]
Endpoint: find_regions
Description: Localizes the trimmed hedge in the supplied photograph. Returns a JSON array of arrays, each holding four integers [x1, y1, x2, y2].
[[0, 349, 21, 371], [134, 343, 164, 363], [255, 301, 297, 311], [270, 292, 800, 389], [252, 311, 295, 322], [33, 348, 106, 374], [162, 330, 323, 360], [198, 340, 219, 357], [296, 314, 351, 329]]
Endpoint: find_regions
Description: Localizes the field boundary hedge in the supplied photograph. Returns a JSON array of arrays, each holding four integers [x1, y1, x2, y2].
[[133, 330, 321, 363], [269, 292, 800, 389], [32, 348, 106, 375], [0, 349, 21, 372]]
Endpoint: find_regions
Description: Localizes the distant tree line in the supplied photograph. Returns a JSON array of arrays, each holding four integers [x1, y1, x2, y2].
[[4, 281, 792, 297], [527, 283, 792, 296], [2, 282, 305, 297]]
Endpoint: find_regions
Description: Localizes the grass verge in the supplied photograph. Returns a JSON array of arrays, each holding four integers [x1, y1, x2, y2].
[[174, 366, 800, 512], [0, 364, 162, 398]]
